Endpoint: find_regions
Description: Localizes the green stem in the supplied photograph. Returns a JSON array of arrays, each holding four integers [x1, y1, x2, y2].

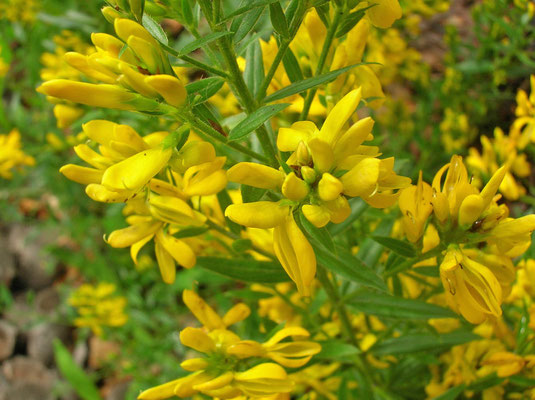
[[181, 112, 269, 163], [217, 36, 279, 167], [316, 266, 376, 385], [299, 8, 344, 120]]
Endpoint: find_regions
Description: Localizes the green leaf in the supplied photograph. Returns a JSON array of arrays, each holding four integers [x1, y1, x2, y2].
[[178, 32, 232, 56], [181, 0, 193, 25], [372, 331, 480, 356], [196, 257, 290, 283], [315, 246, 388, 292], [217, 190, 242, 235], [232, 239, 253, 253], [229, 103, 290, 141], [315, 340, 361, 360], [174, 226, 209, 238], [346, 291, 456, 320], [233, 6, 265, 43], [299, 213, 335, 253], [509, 375, 535, 388], [54, 340, 103, 400], [431, 384, 466, 400], [282, 48, 304, 83], [186, 77, 225, 103], [222, 0, 279, 22], [263, 63, 371, 103], [371, 236, 416, 258], [335, 6, 373, 38], [245, 40, 264, 97], [241, 184, 266, 203], [269, 3, 289, 38], [142, 14, 168, 45]]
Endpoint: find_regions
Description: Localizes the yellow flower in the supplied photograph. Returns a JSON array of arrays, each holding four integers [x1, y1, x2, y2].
[[137, 290, 310, 399], [0, 129, 35, 179], [364, 0, 403, 28], [440, 248, 503, 324], [398, 171, 433, 242], [511, 75, 535, 148], [69, 282, 128, 336]]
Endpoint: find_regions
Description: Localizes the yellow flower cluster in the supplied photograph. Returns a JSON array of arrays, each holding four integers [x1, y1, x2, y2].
[[138, 290, 320, 399], [466, 76, 534, 200], [0, 0, 40, 24], [399, 155, 535, 323], [0, 129, 35, 179], [60, 120, 227, 284], [69, 282, 128, 336], [37, 19, 186, 113], [227, 89, 410, 295]]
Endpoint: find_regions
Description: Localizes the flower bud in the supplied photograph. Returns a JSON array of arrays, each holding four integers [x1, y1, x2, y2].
[[296, 141, 311, 165], [301, 166, 317, 184], [318, 173, 343, 201]]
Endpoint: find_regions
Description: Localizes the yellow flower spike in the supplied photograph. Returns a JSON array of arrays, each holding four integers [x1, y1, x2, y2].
[[318, 173, 343, 202], [458, 194, 484, 226], [431, 190, 450, 223], [118, 63, 159, 98], [366, 0, 402, 28], [53, 104, 83, 128], [193, 372, 234, 392], [145, 75, 187, 108], [227, 340, 265, 358], [264, 326, 310, 346], [302, 204, 331, 228], [182, 289, 226, 330], [175, 141, 216, 173], [222, 303, 251, 327], [273, 214, 316, 296], [174, 372, 214, 398], [106, 220, 162, 248], [37, 80, 137, 110], [481, 352, 525, 377], [128, 35, 162, 73], [182, 157, 227, 196], [333, 117, 375, 162], [180, 358, 209, 372], [234, 363, 294, 397], [225, 201, 290, 229], [277, 121, 317, 152], [137, 377, 187, 399], [130, 234, 154, 265], [488, 215, 535, 255], [73, 144, 112, 169], [227, 162, 284, 190], [60, 164, 104, 185], [282, 172, 309, 201], [301, 165, 317, 184], [114, 18, 159, 48], [101, 146, 172, 191], [156, 230, 196, 270], [307, 137, 334, 173], [85, 183, 135, 203], [319, 88, 362, 146], [480, 165, 507, 209], [179, 327, 217, 353], [341, 157, 380, 197], [82, 120, 117, 147]]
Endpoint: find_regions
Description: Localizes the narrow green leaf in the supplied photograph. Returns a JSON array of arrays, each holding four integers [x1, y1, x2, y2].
[[264, 63, 371, 103], [315, 245, 388, 292], [315, 340, 361, 360], [431, 384, 466, 400], [174, 226, 209, 238], [335, 6, 373, 38], [181, 0, 193, 25], [233, 6, 265, 43], [269, 2, 289, 38], [372, 331, 480, 356], [232, 239, 253, 252], [196, 257, 289, 283], [466, 374, 505, 392], [217, 190, 242, 235], [371, 236, 416, 258], [142, 14, 168, 45], [346, 291, 456, 320], [186, 77, 225, 103], [509, 375, 535, 388], [282, 48, 304, 83], [299, 213, 335, 253], [229, 103, 290, 141], [178, 31, 232, 56], [54, 340, 103, 400], [222, 0, 279, 22], [244, 40, 264, 97], [241, 184, 266, 203]]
